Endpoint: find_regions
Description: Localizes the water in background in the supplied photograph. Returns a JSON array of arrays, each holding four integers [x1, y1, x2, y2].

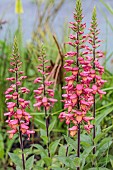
[[0, 0, 113, 72]]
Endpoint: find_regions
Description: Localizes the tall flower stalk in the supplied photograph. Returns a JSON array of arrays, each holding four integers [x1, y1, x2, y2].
[[34, 44, 57, 157], [59, 0, 94, 169], [89, 7, 106, 156], [4, 37, 34, 170]]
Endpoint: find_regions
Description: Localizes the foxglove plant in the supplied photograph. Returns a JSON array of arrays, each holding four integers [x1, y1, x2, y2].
[[59, 0, 94, 168], [4, 37, 34, 170], [34, 44, 57, 157], [89, 7, 106, 155]]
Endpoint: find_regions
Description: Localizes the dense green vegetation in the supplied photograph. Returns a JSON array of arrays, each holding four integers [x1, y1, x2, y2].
[[0, 0, 113, 169]]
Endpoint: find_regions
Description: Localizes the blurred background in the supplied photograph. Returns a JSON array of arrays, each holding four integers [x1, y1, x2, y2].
[[0, 0, 113, 72]]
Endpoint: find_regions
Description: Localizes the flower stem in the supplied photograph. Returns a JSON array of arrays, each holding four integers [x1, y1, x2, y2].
[[76, 28, 80, 170], [77, 123, 80, 170], [44, 107, 50, 157], [66, 124, 70, 157], [19, 126, 26, 170], [93, 95, 96, 155], [15, 61, 25, 170], [93, 33, 96, 155], [42, 53, 50, 157]]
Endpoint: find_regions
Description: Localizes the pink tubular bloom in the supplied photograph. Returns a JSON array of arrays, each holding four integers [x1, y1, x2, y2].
[[16, 109, 23, 120], [21, 87, 30, 94], [34, 77, 42, 83], [65, 75, 75, 86], [72, 67, 79, 76], [59, 112, 74, 125], [4, 112, 11, 116], [83, 116, 94, 122], [19, 76, 27, 80], [23, 112, 32, 121], [5, 94, 12, 100], [65, 42, 74, 46], [76, 84, 83, 96], [70, 94, 77, 106], [92, 84, 98, 94], [5, 87, 14, 94], [20, 124, 29, 134], [8, 119, 18, 129], [84, 124, 93, 133], [7, 102, 16, 113], [7, 129, 17, 139], [68, 126, 78, 137], [98, 90, 106, 99], [65, 59, 74, 65], [12, 92, 18, 100], [45, 81, 53, 86], [42, 97, 48, 106], [26, 130, 35, 140], [6, 77, 15, 81], [69, 34, 76, 40], [66, 51, 77, 57], [47, 89, 54, 97]]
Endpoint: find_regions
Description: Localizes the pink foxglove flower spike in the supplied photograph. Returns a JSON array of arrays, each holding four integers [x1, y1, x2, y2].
[[89, 7, 106, 156], [59, 0, 94, 168], [4, 37, 34, 170], [34, 44, 57, 157]]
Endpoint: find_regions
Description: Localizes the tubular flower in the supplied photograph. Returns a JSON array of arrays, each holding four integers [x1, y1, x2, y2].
[[4, 38, 34, 139], [59, 0, 94, 136]]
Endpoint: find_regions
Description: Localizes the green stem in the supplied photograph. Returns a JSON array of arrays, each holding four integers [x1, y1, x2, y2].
[[15, 61, 25, 170]]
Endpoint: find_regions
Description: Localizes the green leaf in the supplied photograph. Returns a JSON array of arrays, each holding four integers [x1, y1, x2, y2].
[[73, 157, 80, 168], [110, 159, 113, 168], [0, 134, 4, 159], [40, 129, 48, 144], [58, 145, 66, 156], [34, 159, 44, 169], [26, 155, 34, 170], [35, 118, 46, 129], [100, 0, 113, 15], [56, 156, 80, 168], [56, 156, 70, 168], [33, 167, 44, 170], [81, 134, 92, 146], [81, 146, 94, 169], [43, 157, 52, 166], [32, 144, 47, 157], [103, 125, 113, 133], [88, 168, 110, 170], [8, 152, 22, 169], [96, 107, 113, 125], [16, 166, 21, 170], [49, 119, 56, 133], [6, 134, 18, 160], [49, 139, 61, 156], [64, 135, 77, 151], [30, 113, 44, 116], [94, 132, 105, 144], [53, 168, 65, 170], [98, 137, 112, 153], [41, 135, 48, 144]]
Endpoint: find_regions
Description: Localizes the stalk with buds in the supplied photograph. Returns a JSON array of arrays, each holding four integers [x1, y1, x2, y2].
[[59, 1, 94, 169], [34, 44, 57, 157], [4, 37, 34, 170], [89, 7, 106, 156]]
